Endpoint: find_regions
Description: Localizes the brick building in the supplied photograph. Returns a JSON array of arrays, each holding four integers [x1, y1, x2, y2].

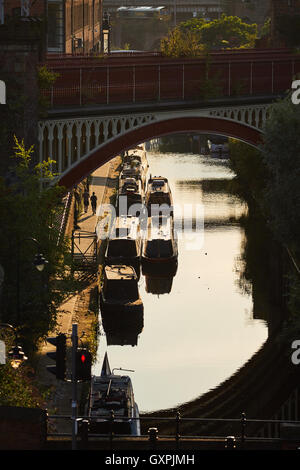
[[270, 0, 300, 46], [0, 0, 103, 54], [223, 0, 271, 27]]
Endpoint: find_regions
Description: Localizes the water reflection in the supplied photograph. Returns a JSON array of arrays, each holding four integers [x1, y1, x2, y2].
[[144, 273, 176, 296], [96, 150, 268, 412]]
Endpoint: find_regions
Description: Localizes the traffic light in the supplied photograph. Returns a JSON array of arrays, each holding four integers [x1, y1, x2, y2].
[[46, 334, 67, 380], [75, 348, 92, 381]]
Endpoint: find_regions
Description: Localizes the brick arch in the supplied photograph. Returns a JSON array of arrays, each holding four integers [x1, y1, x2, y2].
[[58, 116, 263, 189]]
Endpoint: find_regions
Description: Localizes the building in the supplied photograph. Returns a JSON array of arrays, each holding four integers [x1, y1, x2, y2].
[[223, 0, 271, 27], [270, 0, 300, 46], [0, 0, 103, 54]]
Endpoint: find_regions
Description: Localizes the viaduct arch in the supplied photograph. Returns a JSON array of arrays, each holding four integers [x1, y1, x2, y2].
[[45, 107, 266, 189]]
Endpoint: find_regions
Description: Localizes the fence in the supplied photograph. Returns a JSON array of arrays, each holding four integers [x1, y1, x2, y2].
[[41, 49, 300, 108], [46, 412, 300, 448]]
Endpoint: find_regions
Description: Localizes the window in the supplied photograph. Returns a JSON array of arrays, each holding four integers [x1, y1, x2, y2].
[[47, 1, 64, 52]]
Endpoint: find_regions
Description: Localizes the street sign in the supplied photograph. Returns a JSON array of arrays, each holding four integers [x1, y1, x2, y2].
[[0, 340, 6, 365]]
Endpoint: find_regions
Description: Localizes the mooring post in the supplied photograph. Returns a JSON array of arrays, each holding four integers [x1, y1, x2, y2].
[[175, 411, 181, 450], [241, 412, 246, 447]]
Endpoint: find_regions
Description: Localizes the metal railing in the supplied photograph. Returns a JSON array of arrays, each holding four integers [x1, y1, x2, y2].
[[46, 412, 300, 447]]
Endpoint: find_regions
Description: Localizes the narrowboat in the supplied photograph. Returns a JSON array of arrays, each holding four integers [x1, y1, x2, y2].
[[100, 264, 143, 316], [118, 177, 144, 206], [104, 216, 142, 276], [142, 215, 178, 275], [87, 353, 140, 435], [145, 176, 173, 216]]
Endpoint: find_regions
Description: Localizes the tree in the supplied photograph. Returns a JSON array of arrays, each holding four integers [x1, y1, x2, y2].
[[199, 14, 257, 49], [160, 26, 206, 57], [160, 14, 258, 56], [0, 138, 76, 353], [261, 96, 300, 254]]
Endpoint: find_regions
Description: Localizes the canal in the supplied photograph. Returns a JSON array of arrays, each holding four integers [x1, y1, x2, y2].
[[94, 145, 268, 413]]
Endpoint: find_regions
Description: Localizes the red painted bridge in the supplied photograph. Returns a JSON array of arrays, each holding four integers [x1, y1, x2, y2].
[[39, 48, 300, 188], [43, 48, 300, 109]]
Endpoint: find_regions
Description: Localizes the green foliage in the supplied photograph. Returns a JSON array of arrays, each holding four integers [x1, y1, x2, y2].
[[261, 96, 300, 254], [0, 364, 46, 408], [260, 17, 271, 38], [228, 138, 267, 204], [37, 65, 60, 113], [161, 14, 258, 57], [160, 27, 206, 57], [0, 138, 76, 353], [37, 66, 60, 90], [200, 14, 257, 49]]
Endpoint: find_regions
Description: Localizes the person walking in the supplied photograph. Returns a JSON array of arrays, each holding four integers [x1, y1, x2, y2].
[[83, 189, 90, 213], [90, 192, 97, 215]]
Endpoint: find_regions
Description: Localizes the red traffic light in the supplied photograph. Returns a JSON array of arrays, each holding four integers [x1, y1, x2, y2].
[[75, 348, 92, 381]]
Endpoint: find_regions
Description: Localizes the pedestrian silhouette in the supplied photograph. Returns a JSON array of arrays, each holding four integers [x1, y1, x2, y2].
[[90, 192, 97, 215], [83, 189, 89, 213]]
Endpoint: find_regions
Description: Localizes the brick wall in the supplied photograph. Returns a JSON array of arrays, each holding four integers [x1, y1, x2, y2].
[[0, 406, 47, 450], [3, 0, 46, 18], [65, 0, 103, 54], [0, 20, 42, 175], [3, 1, 103, 54]]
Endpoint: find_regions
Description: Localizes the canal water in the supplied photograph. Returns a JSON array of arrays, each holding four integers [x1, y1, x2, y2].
[[94, 146, 268, 413]]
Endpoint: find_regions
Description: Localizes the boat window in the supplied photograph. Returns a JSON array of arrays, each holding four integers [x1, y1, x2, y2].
[[107, 239, 138, 257]]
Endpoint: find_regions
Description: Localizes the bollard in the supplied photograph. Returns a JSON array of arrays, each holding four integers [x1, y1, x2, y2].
[[80, 419, 89, 449], [175, 411, 181, 450], [109, 410, 115, 450], [225, 436, 236, 449], [241, 412, 246, 447], [148, 427, 158, 450]]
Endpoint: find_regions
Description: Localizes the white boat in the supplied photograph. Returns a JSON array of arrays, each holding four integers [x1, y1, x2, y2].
[[87, 353, 141, 435], [142, 215, 178, 275], [207, 139, 229, 157]]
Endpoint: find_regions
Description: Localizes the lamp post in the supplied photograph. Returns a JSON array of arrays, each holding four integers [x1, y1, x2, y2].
[[101, 11, 111, 54]]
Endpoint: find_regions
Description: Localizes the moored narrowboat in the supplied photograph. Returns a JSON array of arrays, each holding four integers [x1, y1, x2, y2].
[[87, 353, 140, 435]]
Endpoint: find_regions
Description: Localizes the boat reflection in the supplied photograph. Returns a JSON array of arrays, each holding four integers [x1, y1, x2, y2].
[[101, 310, 144, 346], [144, 272, 176, 295]]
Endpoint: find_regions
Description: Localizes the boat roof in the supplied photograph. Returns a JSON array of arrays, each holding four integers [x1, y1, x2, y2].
[[148, 176, 170, 193], [109, 216, 140, 239], [146, 215, 173, 240], [104, 265, 137, 280]]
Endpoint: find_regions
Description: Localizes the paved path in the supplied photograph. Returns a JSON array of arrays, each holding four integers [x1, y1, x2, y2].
[[37, 158, 120, 431]]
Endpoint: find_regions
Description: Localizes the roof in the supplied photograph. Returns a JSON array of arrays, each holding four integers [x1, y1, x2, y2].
[[110, 216, 141, 239], [104, 265, 137, 280], [146, 215, 173, 240]]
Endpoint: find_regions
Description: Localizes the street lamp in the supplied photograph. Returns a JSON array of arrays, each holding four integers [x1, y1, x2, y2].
[[102, 12, 111, 54], [8, 345, 28, 369], [0, 323, 28, 369]]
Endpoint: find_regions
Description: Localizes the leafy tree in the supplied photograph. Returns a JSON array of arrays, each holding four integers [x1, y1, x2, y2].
[[160, 14, 258, 56], [199, 14, 257, 49], [160, 27, 206, 57], [261, 96, 300, 255], [0, 364, 47, 408], [0, 138, 76, 353]]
